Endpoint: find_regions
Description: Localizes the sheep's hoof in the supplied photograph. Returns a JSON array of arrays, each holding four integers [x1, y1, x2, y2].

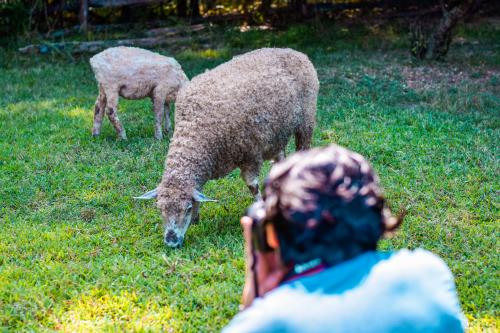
[[118, 132, 127, 140]]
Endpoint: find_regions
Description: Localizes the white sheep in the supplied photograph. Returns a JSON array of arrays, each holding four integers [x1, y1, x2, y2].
[[135, 48, 319, 247], [89, 46, 189, 140]]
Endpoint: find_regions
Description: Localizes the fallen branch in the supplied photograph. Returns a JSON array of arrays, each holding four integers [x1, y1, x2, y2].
[[378, 7, 442, 19], [191, 13, 249, 24], [48, 22, 205, 39], [144, 23, 205, 37], [90, 0, 159, 7], [18, 35, 207, 54]]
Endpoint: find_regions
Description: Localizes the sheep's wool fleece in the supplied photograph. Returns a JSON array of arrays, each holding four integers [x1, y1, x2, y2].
[[161, 48, 319, 202], [89, 46, 186, 99]]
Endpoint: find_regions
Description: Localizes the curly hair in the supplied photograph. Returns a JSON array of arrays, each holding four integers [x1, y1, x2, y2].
[[262, 144, 402, 266]]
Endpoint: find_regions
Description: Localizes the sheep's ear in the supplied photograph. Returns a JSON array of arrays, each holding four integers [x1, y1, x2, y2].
[[133, 188, 158, 200], [193, 190, 217, 202]]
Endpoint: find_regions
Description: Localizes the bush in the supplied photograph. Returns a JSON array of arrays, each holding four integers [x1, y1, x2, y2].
[[0, 1, 28, 39]]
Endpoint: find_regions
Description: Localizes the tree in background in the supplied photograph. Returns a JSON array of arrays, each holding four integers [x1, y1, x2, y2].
[[176, 0, 199, 19], [190, 0, 200, 18], [177, 0, 187, 17], [411, 0, 481, 60]]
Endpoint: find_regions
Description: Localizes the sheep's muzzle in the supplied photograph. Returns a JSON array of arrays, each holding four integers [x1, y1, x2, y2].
[[164, 230, 184, 248]]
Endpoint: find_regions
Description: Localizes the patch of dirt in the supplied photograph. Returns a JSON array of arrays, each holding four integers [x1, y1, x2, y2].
[[400, 66, 467, 90], [320, 57, 499, 93], [398, 65, 499, 91]]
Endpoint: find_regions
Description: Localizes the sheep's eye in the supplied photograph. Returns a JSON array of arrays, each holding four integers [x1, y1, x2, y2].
[[186, 203, 193, 211]]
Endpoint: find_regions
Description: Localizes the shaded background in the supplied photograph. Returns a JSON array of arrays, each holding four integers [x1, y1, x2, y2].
[[1, 0, 499, 52]]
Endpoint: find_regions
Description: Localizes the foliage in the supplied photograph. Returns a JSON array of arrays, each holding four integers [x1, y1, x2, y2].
[[0, 21, 499, 332], [0, 1, 29, 38], [1, 0, 479, 39]]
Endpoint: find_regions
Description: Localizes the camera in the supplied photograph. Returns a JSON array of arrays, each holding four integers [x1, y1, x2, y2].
[[246, 200, 274, 253]]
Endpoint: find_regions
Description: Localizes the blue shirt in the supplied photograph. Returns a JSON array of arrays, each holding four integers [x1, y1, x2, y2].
[[223, 249, 466, 333]]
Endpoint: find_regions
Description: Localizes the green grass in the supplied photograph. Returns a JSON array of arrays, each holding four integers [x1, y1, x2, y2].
[[0, 21, 499, 332]]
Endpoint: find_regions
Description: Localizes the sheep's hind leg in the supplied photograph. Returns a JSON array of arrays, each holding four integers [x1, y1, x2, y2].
[[105, 92, 127, 140], [92, 88, 106, 137], [164, 102, 172, 135], [241, 163, 262, 201], [295, 124, 313, 151], [295, 101, 316, 151]]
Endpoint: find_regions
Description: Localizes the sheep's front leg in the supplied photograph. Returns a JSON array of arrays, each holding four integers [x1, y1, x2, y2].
[[191, 200, 200, 224], [152, 94, 166, 140], [105, 92, 127, 140], [241, 163, 263, 201], [272, 150, 285, 164]]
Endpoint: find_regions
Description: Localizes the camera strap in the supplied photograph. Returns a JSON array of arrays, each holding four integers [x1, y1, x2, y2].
[[251, 248, 260, 298], [282, 259, 327, 284]]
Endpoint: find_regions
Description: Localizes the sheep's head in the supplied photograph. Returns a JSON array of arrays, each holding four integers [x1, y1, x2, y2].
[[134, 188, 216, 248]]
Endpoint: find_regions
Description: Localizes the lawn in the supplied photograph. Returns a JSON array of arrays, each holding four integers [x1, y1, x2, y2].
[[0, 20, 498, 332]]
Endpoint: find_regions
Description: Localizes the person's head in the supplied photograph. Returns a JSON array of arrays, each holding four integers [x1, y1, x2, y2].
[[256, 144, 402, 267]]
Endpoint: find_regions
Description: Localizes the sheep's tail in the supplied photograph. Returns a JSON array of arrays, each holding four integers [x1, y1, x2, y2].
[[89, 54, 108, 83]]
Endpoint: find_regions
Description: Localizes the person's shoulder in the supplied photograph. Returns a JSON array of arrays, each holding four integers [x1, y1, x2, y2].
[[372, 249, 466, 331], [378, 249, 453, 281], [372, 249, 459, 302]]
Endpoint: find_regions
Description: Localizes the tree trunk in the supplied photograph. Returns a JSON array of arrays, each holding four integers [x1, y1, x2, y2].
[[411, 0, 481, 60], [293, 0, 306, 19], [426, 0, 480, 60], [79, 0, 89, 31], [205, 0, 215, 12], [177, 0, 187, 17], [190, 0, 200, 18], [260, 0, 271, 18]]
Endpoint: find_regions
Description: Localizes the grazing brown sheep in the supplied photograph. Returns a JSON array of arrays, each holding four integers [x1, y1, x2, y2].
[[135, 48, 319, 247]]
